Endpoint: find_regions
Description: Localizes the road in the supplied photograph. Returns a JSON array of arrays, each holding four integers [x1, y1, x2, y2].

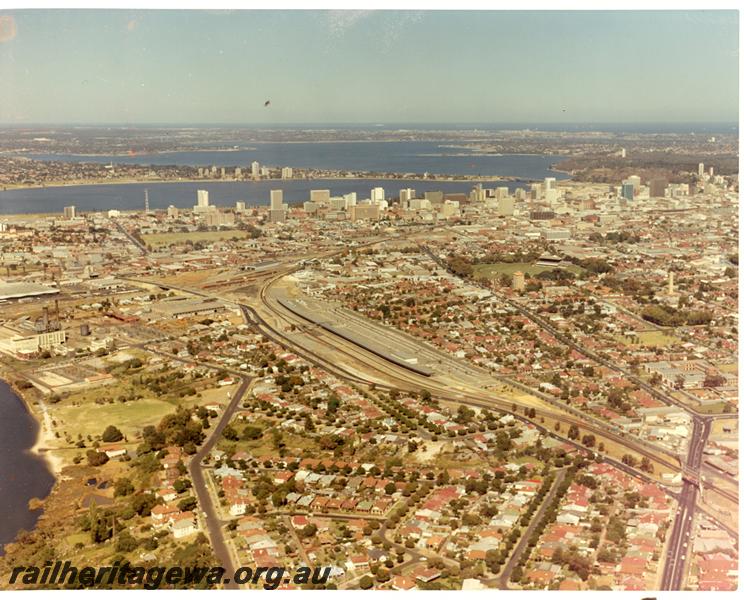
[[495, 469, 568, 588], [188, 376, 252, 590], [420, 245, 733, 591], [660, 416, 712, 590], [112, 218, 149, 255], [660, 479, 697, 590]]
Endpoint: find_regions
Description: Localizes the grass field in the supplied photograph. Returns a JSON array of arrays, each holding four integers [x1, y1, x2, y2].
[[473, 261, 583, 279], [142, 230, 251, 248], [51, 397, 176, 440], [617, 330, 681, 347], [695, 401, 731, 415]]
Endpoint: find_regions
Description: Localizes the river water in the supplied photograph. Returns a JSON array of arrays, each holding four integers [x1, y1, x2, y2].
[[0, 178, 536, 215], [0, 380, 55, 555]]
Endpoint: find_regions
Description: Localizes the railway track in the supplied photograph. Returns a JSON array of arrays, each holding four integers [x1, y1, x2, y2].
[[247, 278, 686, 479]]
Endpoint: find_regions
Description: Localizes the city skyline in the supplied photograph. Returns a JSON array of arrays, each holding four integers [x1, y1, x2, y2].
[[0, 9, 739, 124]]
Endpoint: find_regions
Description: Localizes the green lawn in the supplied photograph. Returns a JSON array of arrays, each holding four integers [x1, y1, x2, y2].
[[617, 330, 681, 347], [51, 397, 176, 440]]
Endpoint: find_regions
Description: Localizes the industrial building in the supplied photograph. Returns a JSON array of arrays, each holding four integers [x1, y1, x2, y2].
[[0, 281, 60, 302]]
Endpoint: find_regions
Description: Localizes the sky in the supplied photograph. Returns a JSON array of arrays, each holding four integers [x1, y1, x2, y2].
[[0, 9, 739, 124]]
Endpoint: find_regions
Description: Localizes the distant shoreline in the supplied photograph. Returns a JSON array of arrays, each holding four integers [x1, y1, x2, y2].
[[0, 173, 538, 193]]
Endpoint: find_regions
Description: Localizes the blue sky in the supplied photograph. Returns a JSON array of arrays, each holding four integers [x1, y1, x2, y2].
[[0, 10, 738, 124]]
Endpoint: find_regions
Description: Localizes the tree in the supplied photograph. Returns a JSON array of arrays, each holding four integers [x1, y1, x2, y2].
[[621, 454, 637, 468], [222, 425, 239, 441], [86, 449, 109, 467], [359, 575, 374, 590], [174, 479, 191, 494], [300, 524, 318, 538], [384, 482, 397, 495], [114, 477, 134, 497], [567, 424, 580, 440], [178, 497, 198, 511], [131, 493, 159, 516], [115, 530, 138, 553], [102, 425, 124, 443], [243, 425, 263, 440]]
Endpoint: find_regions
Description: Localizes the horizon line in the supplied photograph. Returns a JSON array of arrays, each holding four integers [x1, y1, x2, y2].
[[0, 121, 738, 127]]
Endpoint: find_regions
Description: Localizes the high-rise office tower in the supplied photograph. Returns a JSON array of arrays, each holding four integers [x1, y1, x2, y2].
[[370, 187, 385, 204], [621, 183, 635, 201], [343, 192, 357, 207], [649, 179, 668, 198], [194, 189, 211, 213], [269, 190, 287, 223], [251, 161, 260, 178], [63, 205, 76, 219], [310, 190, 330, 204], [270, 190, 284, 210], [698, 162, 705, 177], [399, 188, 415, 203]]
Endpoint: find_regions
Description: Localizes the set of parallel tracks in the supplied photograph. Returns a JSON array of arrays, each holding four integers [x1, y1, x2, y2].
[[245, 275, 688, 481]]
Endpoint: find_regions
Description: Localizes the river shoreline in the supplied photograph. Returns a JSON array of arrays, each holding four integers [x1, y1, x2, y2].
[[0, 172, 533, 193], [1, 373, 64, 478]]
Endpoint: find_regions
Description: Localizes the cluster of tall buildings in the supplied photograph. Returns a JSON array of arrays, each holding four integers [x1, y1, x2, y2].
[[190, 190, 234, 225], [194, 161, 292, 180], [302, 188, 383, 222]]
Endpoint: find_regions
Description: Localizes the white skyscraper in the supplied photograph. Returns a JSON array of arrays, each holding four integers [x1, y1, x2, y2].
[[343, 192, 357, 207], [270, 190, 284, 210], [63, 205, 76, 219], [698, 162, 705, 177], [370, 187, 385, 204], [251, 161, 260, 178], [194, 189, 211, 213]]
